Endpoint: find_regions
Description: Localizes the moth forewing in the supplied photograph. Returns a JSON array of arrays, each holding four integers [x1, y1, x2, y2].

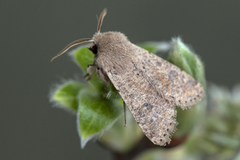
[[130, 43, 205, 109], [101, 48, 178, 145], [92, 33, 204, 145]]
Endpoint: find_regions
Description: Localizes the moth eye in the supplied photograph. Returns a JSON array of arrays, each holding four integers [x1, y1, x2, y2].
[[88, 44, 98, 55]]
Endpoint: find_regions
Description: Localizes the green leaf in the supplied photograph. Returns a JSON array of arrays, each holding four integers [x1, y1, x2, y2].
[[51, 81, 85, 112], [138, 41, 171, 54], [74, 47, 94, 73], [168, 38, 206, 87], [195, 57, 206, 90], [138, 43, 157, 53], [101, 107, 144, 153], [73, 47, 105, 94], [77, 90, 122, 148]]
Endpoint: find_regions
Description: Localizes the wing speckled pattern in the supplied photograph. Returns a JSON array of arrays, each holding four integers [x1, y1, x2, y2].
[[130, 43, 204, 109], [93, 32, 204, 146], [106, 60, 178, 146]]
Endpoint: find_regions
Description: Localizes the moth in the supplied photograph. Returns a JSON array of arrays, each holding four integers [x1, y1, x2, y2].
[[51, 9, 204, 146]]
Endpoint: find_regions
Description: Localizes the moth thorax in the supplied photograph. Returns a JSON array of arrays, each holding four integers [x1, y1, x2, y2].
[[92, 31, 129, 49]]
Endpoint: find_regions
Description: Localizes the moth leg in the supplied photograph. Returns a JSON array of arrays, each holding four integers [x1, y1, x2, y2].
[[95, 67, 111, 98], [85, 64, 97, 81], [123, 101, 127, 127], [102, 83, 107, 98], [96, 67, 110, 83], [83, 73, 90, 81]]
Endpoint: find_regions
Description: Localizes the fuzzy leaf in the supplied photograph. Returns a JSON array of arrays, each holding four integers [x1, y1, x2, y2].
[[168, 38, 206, 87], [73, 47, 105, 94], [77, 90, 122, 148], [51, 81, 85, 112], [73, 47, 94, 73]]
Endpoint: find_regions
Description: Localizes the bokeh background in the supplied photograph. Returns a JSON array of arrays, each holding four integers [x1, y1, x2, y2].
[[1, 1, 240, 159]]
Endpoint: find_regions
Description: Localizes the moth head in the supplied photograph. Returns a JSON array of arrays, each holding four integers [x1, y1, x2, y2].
[[90, 32, 128, 53], [51, 9, 107, 61]]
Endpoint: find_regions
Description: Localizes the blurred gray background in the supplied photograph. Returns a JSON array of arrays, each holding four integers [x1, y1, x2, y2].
[[1, 1, 240, 160]]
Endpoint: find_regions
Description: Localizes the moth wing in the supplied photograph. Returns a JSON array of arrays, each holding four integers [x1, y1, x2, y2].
[[132, 45, 204, 109], [106, 62, 177, 146]]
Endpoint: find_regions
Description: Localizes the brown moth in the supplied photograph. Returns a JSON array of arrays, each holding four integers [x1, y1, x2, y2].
[[51, 9, 204, 146]]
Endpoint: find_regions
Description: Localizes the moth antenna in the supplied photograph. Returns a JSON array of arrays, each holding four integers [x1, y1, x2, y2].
[[51, 38, 94, 62], [97, 8, 107, 33]]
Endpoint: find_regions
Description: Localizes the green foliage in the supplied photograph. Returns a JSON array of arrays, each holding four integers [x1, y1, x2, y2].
[[51, 81, 85, 112], [51, 47, 123, 148], [74, 47, 105, 93], [77, 90, 122, 147], [168, 38, 206, 88], [138, 41, 171, 54], [100, 108, 144, 153]]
